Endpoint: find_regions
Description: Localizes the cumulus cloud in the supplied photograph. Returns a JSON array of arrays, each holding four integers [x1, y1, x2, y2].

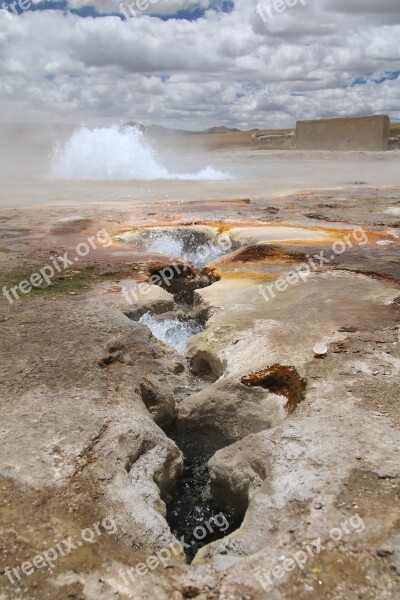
[[0, 0, 399, 128]]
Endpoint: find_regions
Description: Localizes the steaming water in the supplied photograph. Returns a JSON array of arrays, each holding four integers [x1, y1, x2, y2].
[[145, 231, 229, 268], [183, 240, 227, 269], [50, 126, 230, 181], [147, 234, 184, 257], [139, 314, 203, 354]]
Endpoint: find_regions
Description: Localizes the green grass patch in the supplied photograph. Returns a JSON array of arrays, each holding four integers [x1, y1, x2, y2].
[[0, 263, 103, 302]]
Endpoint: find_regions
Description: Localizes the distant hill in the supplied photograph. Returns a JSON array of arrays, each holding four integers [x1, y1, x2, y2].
[[203, 126, 241, 134], [123, 122, 194, 136], [122, 122, 242, 135]]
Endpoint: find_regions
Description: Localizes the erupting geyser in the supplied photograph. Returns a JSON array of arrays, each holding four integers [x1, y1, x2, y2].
[[50, 126, 231, 181]]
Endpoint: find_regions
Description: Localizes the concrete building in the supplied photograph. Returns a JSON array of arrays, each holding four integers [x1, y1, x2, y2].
[[295, 115, 390, 151]]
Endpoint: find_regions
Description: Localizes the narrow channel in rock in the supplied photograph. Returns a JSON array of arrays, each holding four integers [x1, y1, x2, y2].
[[163, 422, 242, 562], [128, 226, 243, 559]]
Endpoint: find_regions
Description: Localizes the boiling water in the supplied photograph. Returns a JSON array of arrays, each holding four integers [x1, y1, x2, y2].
[[50, 126, 230, 181], [146, 234, 184, 257], [145, 231, 229, 268], [138, 314, 202, 354]]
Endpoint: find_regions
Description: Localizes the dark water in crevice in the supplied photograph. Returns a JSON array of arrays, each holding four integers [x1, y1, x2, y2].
[[164, 422, 242, 562]]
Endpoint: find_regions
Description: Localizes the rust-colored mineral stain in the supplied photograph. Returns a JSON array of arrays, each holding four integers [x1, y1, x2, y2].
[[230, 245, 306, 264], [241, 364, 306, 414], [201, 265, 222, 283]]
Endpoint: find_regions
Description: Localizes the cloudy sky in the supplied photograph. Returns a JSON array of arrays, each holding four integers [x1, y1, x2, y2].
[[0, 0, 399, 129]]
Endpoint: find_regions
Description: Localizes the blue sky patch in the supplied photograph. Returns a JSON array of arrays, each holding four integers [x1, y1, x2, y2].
[[152, 6, 207, 22], [347, 70, 400, 87], [1, 0, 234, 20], [2, 0, 121, 18], [152, 1, 234, 22]]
